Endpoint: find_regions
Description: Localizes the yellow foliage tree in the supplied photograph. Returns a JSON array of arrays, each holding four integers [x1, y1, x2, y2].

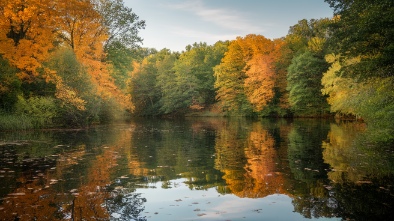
[[321, 54, 362, 116]]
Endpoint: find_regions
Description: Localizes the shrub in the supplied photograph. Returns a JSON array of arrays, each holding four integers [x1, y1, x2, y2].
[[14, 96, 58, 128]]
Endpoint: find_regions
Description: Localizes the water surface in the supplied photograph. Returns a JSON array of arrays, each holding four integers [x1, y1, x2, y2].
[[0, 118, 393, 220]]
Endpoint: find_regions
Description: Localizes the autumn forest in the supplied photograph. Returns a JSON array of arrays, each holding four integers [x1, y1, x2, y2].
[[0, 0, 393, 139]]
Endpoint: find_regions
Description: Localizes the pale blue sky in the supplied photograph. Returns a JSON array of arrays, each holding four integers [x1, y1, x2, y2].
[[124, 0, 334, 52]]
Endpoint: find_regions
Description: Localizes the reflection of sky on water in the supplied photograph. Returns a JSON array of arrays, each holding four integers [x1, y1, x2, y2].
[[1, 119, 392, 220], [138, 178, 340, 221]]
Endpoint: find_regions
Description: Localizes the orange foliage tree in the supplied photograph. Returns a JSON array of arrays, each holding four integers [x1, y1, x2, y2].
[[244, 54, 275, 111], [214, 34, 284, 113], [0, 0, 57, 82]]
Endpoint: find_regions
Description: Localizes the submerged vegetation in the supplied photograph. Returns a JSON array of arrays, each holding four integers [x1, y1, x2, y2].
[[0, 0, 393, 140]]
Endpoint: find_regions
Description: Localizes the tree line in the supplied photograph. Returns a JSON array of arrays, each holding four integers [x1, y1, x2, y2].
[[1, 0, 393, 135]]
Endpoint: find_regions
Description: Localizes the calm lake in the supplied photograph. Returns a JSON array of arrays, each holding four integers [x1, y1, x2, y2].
[[0, 118, 393, 221]]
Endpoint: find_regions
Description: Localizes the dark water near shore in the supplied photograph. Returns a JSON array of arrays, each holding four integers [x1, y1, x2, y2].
[[0, 118, 393, 221]]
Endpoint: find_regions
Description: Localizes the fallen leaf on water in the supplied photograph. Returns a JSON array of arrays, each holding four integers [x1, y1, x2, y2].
[[8, 193, 25, 196], [356, 180, 372, 184], [379, 187, 389, 191]]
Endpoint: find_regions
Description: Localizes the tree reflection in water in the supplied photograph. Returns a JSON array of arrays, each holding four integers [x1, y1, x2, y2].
[[105, 190, 147, 221], [322, 122, 394, 220], [0, 127, 148, 221], [0, 119, 393, 220], [287, 120, 338, 219]]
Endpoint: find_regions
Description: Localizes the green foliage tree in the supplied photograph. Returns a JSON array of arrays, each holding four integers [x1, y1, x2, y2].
[[171, 42, 228, 111], [130, 50, 166, 115], [106, 41, 136, 91], [214, 40, 252, 115], [284, 18, 332, 116], [204, 41, 230, 104], [46, 47, 102, 126], [286, 18, 331, 54], [93, 0, 146, 51], [325, 0, 394, 79], [156, 51, 181, 114], [0, 56, 20, 111], [322, 0, 394, 139], [287, 51, 330, 116], [94, 0, 146, 93], [130, 42, 228, 116]]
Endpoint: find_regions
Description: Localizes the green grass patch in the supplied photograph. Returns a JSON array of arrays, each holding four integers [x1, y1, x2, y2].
[[0, 114, 34, 130]]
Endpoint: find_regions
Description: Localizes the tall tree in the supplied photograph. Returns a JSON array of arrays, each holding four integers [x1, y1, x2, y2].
[[130, 50, 164, 115], [94, 0, 145, 93], [244, 54, 276, 112], [57, 0, 134, 111], [214, 39, 250, 114], [156, 51, 179, 114], [321, 54, 361, 116], [323, 0, 394, 138], [285, 18, 332, 116], [93, 0, 146, 51], [214, 35, 279, 114], [0, 0, 92, 113], [46, 47, 103, 125], [287, 51, 330, 115], [271, 39, 292, 114], [325, 0, 394, 79]]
